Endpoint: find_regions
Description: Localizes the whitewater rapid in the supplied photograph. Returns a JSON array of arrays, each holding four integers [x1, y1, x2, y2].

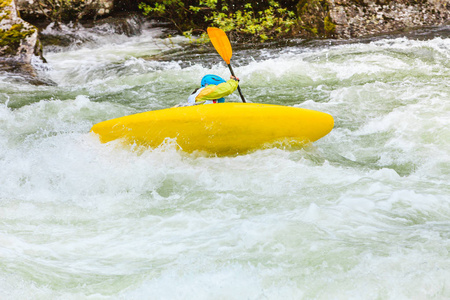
[[0, 23, 449, 299]]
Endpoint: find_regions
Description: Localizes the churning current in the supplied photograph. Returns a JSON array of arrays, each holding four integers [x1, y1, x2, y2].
[[0, 23, 449, 299]]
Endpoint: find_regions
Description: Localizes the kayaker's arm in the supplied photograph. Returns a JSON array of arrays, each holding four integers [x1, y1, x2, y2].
[[196, 78, 239, 102]]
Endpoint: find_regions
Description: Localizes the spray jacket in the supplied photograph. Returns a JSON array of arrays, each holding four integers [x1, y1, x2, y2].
[[188, 79, 239, 105]]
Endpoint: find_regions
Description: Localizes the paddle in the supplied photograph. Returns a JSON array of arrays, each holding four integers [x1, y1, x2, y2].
[[207, 27, 246, 103]]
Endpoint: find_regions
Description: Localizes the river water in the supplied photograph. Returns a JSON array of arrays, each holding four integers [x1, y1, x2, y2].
[[1, 23, 449, 299]]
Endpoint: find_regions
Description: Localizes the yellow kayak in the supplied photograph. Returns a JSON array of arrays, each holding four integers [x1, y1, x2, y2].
[[90, 103, 334, 155]]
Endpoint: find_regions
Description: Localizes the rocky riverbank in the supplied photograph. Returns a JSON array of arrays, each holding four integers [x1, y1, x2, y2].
[[328, 0, 450, 38], [296, 0, 449, 38]]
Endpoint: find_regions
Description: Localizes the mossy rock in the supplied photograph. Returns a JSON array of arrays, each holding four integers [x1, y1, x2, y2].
[[0, 0, 13, 22], [0, 23, 36, 55], [296, 0, 336, 38], [0, 0, 13, 9], [1, 0, 48, 85]]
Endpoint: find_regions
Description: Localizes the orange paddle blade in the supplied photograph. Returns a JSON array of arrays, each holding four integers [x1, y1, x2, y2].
[[207, 27, 232, 65]]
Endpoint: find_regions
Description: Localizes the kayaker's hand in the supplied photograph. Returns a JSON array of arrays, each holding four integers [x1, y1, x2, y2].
[[230, 75, 239, 81]]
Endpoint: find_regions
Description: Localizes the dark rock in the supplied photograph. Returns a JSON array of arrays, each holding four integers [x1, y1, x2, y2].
[[91, 13, 143, 36], [0, 59, 55, 85]]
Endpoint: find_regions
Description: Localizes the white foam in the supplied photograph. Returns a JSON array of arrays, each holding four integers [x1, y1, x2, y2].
[[1, 31, 450, 298]]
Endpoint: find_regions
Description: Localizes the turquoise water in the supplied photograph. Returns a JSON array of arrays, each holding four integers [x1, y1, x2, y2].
[[0, 24, 449, 299]]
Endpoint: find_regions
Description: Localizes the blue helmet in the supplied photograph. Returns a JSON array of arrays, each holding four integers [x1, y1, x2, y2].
[[201, 74, 226, 87]]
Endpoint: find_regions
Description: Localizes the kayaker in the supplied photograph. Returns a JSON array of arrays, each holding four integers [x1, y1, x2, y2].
[[187, 74, 239, 105]]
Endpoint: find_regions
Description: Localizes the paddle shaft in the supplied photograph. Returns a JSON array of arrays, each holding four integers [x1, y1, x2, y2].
[[228, 64, 246, 103]]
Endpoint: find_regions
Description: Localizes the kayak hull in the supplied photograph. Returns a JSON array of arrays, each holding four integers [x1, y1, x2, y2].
[[90, 103, 334, 155]]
